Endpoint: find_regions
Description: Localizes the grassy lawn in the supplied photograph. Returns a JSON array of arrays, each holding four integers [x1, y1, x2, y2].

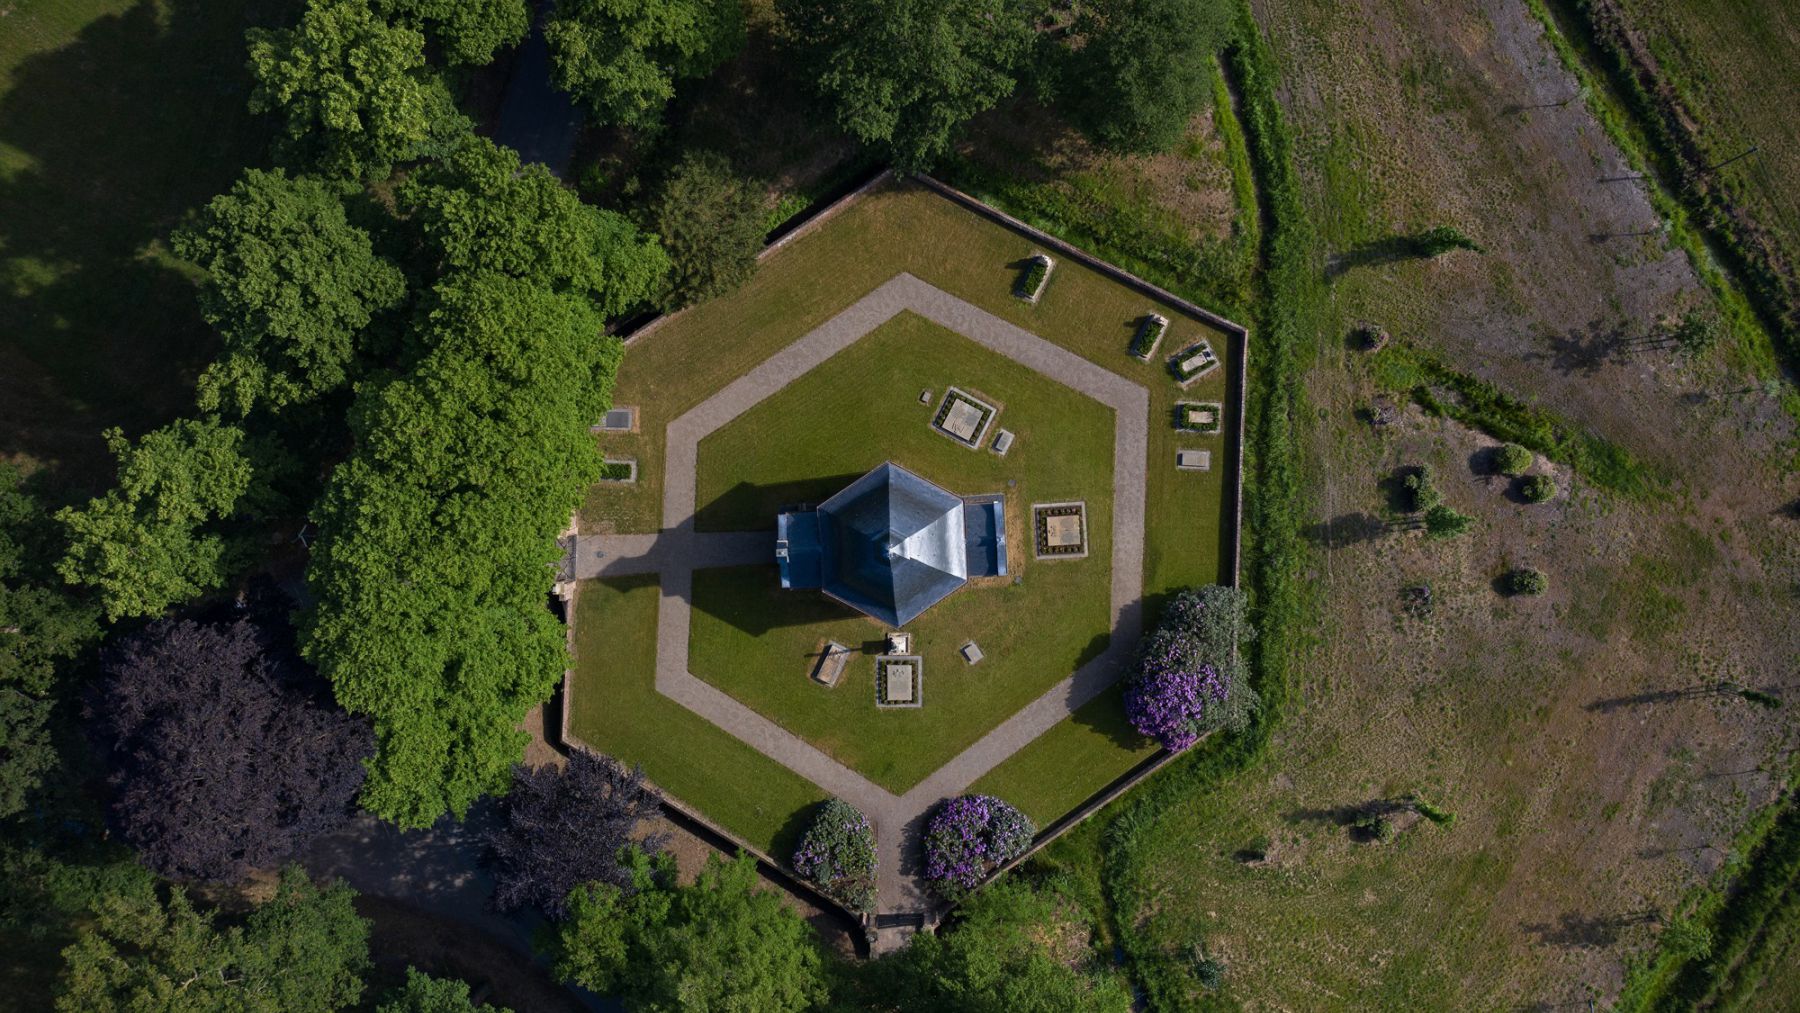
[[0, 0, 277, 486], [574, 177, 1238, 841], [566, 575, 829, 857], [969, 687, 1159, 827]]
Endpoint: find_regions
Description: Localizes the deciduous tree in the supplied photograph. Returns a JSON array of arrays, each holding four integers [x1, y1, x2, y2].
[[303, 274, 622, 827], [1071, 0, 1233, 154], [1122, 585, 1258, 751], [551, 849, 828, 1012], [378, 967, 511, 1012], [247, 0, 467, 180], [56, 419, 253, 621], [93, 618, 372, 881], [173, 169, 407, 416], [779, 0, 1039, 169], [648, 150, 767, 309], [399, 135, 668, 314], [485, 752, 664, 919], [56, 866, 368, 1013], [375, 0, 528, 66], [546, 0, 745, 128]]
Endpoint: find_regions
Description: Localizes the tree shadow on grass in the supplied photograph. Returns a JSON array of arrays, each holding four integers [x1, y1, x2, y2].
[[1520, 910, 1656, 949], [0, 0, 283, 485], [693, 474, 863, 533], [1068, 684, 1151, 752], [1584, 682, 1734, 714]]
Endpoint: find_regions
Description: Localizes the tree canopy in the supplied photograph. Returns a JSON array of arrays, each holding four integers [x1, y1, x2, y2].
[[56, 866, 368, 1013], [377, 967, 510, 1013], [302, 273, 624, 827], [648, 150, 767, 310], [551, 849, 828, 1013], [1070, 0, 1233, 153], [1123, 585, 1258, 750], [56, 419, 253, 621], [778, 0, 1039, 169], [247, 0, 467, 180], [866, 878, 1134, 1012], [545, 0, 745, 128], [398, 135, 669, 314], [485, 752, 664, 920], [93, 618, 372, 882], [173, 169, 407, 416], [374, 0, 528, 67]]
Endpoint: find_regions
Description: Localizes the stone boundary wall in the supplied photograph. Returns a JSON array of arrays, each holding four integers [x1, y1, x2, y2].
[[568, 164, 1252, 944]]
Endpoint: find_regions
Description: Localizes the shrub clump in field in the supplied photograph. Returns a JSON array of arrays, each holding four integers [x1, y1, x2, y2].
[[1493, 442, 1534, 476], [791, 798, 876, 914], [1410, 225, 1483, 257], [1424, 504, 1474, 539], [1519, 473, 1556, 503], [1123, 586, 1259, 751], [922, 794, 1035, 901], [1505, 567, 1549, 596], [1403, 465, 1441, 513]]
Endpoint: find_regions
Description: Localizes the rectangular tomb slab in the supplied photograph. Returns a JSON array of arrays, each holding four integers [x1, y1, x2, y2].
[[1044, 514, 1083, 549], [1177, 449, 1212, 471], [942, 400, 986, 442], [885, 664, 915, 702]]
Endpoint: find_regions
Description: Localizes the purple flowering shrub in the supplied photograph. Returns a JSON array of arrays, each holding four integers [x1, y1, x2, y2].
[[1123, 587, 1258, 751], [923, 794, 1036, 900], [792, 798, 877, 913]]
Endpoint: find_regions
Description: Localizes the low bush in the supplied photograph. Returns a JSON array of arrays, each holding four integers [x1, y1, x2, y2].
[[1505, 567, 1549, 596], [1410, 797, 1457, 826], [1403, 465, 1440, 513], [1739, 688, 1782, 709], [1193, 955, 1225, 989], [1122, 586, 1259, 750], [922, 794, 1035, 901], [1409, 224, 1484, 257], [1520, 473, 1556, 502], [1493, 443, 1533, 476], [1015, 256, 1050, 300], [1424, 504, 1474, 539], [791, 798, 876, 914]]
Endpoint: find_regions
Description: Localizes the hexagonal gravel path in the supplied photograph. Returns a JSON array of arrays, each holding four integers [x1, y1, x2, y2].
[[576, 272, 1149, 919]]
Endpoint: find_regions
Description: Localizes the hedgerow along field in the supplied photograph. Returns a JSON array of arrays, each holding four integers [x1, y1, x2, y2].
[[570, 175, 1241, 855]]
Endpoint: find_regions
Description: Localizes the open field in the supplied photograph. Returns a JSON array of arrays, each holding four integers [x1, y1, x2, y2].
[[1082, 0, 1800, 1007], [572, 177, 1241, 855], [0, 0, 276, 486]]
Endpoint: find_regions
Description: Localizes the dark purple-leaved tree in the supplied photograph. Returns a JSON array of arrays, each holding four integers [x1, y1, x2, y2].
[[91, 617, 373, 882], [485, 752, 665, 919], [1122, 585, 1260, 751]]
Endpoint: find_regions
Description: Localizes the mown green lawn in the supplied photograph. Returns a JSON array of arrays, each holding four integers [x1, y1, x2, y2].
[[574, 177, 1237, 848], [567, 575, 829, 857]]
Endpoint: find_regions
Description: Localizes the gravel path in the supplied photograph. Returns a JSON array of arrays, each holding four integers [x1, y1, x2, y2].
[[572, 274, 1149, 938]]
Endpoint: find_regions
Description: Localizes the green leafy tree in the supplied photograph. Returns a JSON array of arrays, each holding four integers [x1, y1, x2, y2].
[[247, 0, 468, 180], [1071, 0, 1233, 153], [57, 420, 253, 621], [1505, 567, 1549, 595], [0, 465, 101, 817], [375, 0, 528, 66], [546, 0, 745, 128], [649, 151, 767, 309], [55, 866, 367, 1013], [779, 0, 1039, 169], [1492, 442, 1533, 476], [379, 967, 511, 1012], [1423, 504, 1474, 539], [399, 135, 668, 314], [551, 848, 828, 1013], [861, 878, 1132, 1011], [1519, 473, 1556, 503], [303, 274, 621, 827], [173, 169, 407, 416]]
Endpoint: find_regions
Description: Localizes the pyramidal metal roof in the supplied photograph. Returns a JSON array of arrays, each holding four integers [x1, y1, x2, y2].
[[815, 462, 968, 627]]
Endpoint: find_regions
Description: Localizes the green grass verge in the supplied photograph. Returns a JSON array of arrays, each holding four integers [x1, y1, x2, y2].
[[567, 575, 829, 858], [0, 0, 278, 483], [1095, 5, 1321, 1004], [1616, 765, 1800, 1011], [1370, 342, 1660, 497], [969, 688, 1160, 828]]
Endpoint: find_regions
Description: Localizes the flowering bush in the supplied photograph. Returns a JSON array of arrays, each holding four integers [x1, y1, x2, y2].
[[922, 794, 1035, 901], [791, 798, 876, 913], [1123, 587, 1259, 751]]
